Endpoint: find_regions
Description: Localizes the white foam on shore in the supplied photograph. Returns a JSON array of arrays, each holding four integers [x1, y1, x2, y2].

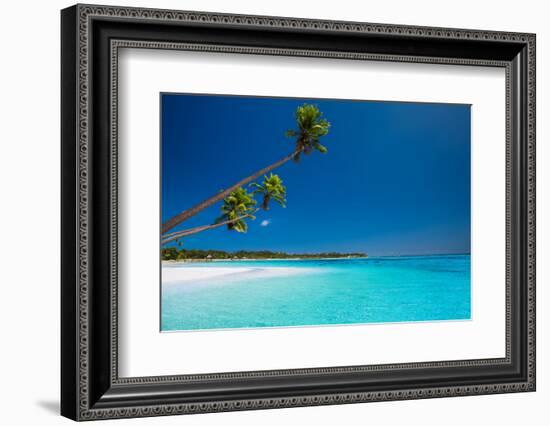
[[161, 265, 312, 286]]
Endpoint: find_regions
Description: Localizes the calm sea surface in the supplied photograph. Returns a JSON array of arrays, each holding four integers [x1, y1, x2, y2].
[[161, 255, 471, 331]]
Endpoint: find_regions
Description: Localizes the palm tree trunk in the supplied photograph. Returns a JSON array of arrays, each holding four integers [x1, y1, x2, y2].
[[161, 148, 301, 233], [262, 195, 271, 211], [161, 213, 253, 245]]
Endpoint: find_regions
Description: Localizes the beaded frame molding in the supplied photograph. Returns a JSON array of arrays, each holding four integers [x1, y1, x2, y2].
[[61, 4, 536, 421]]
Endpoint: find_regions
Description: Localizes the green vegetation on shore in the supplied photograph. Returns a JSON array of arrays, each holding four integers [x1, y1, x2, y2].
[[161, 248, 367, 261]]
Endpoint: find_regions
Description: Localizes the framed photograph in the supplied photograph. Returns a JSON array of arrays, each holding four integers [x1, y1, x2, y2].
[[61, 4, 536, 421]]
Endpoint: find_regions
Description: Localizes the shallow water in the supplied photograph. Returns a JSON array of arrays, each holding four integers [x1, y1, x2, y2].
[[161, 255, 471, 331]]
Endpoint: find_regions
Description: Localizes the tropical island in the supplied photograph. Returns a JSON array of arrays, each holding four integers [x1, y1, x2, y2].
[[160, 103, 365, 264], [160, 94, 472, 332], [161, 248, 367, 262]]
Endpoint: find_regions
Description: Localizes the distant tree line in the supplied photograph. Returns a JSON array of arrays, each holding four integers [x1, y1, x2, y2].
[[161, 248, 367, 261]]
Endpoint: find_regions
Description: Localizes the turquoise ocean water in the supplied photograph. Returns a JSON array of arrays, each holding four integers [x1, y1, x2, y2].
[[161, 255, 471, 331]]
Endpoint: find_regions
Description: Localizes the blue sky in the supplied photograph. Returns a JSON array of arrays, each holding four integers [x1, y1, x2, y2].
[[161, 94, 471, 256]]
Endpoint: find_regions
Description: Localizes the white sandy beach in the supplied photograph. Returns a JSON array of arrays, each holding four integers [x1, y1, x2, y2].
[[161, 264, 312, 285], [162, 266, 254, 283]]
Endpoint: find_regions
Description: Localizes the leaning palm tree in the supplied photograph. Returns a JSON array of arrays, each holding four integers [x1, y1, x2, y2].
[[249, 173, 287, 211], [161, 104, 330, 234], [160, 187, 257, 245]]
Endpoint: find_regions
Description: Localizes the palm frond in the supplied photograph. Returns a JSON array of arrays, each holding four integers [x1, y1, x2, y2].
[[314, 142, 328, 153], [285, 104, 331, 159]]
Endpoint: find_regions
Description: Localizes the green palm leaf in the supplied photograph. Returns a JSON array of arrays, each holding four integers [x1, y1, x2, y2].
[[285, 104, 331, 157], [248, 173, 287, 211], [216, 187, 257, 232]]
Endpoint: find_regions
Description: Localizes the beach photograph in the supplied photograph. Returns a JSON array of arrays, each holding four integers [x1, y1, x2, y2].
[[160, 94, 471, 332]]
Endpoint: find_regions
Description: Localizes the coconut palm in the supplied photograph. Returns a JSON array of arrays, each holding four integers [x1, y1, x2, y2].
[[249, 173, 287, 211], [161, 187, 257, 245], [285, 104, 331, 162], [161, 104, 330, 234], [216, 187, 257, 233]]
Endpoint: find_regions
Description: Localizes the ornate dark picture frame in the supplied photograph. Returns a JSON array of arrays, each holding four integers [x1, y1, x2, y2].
[[61, 3, 536, 421]]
